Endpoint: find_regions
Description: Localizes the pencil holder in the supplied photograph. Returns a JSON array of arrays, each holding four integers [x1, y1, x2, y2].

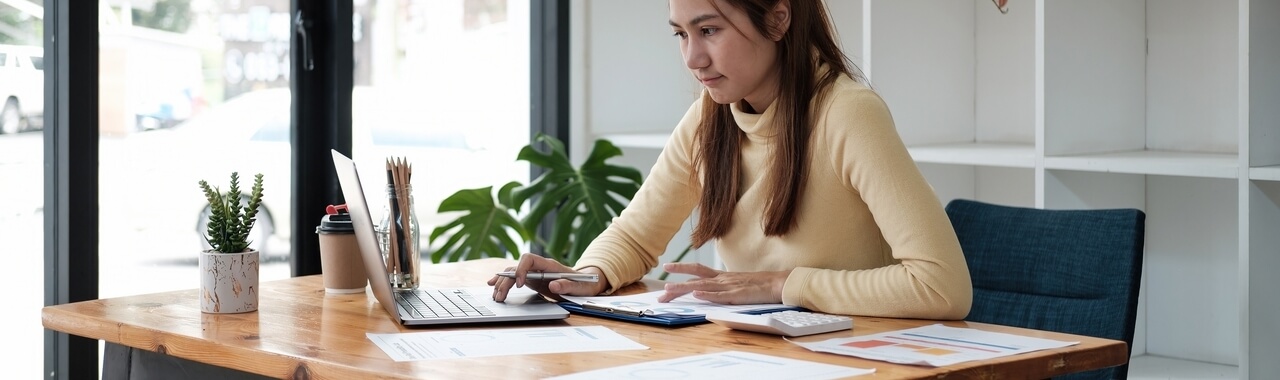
[[376, 184, 420, 291]]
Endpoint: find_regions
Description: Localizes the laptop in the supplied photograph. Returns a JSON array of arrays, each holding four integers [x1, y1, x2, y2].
[[331, 149, 569, 325]]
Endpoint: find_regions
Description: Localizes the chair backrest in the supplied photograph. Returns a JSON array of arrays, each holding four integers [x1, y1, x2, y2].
[[945, 199, 1145, 380]]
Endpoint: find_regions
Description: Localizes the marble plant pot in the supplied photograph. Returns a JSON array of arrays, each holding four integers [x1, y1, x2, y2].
[[199, 249, 259, 313]]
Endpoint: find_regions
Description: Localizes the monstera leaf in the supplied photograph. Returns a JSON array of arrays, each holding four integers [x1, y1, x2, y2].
[[429, 182, 529, 262], [428, 133, 644, 265], [513, 133, 644, 264]]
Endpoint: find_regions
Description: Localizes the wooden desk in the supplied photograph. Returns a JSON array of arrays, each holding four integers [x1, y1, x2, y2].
[[43, 258, 1127, 379]]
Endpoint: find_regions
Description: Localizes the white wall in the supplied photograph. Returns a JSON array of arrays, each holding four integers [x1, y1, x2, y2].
[[584, 1, 698, 138]]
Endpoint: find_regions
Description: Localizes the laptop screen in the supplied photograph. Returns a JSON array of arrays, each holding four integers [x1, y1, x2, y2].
[[331, 149, 401, 319]]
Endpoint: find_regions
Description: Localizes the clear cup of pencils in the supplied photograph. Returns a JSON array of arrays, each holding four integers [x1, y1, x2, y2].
[[376, 158, 420, 291]]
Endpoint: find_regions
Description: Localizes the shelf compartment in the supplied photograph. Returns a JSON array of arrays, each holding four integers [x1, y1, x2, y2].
[[1146, 0, 1240, 154], [908, 142, 1034, 168], [869, 1, 1034, 148], [1141, 176, 1239, 366], [1245, 180, 1280, 378], [1041, 0, 1147, 157], [1043, 150, 1238, 179], [1044, 172, 1239, 366]]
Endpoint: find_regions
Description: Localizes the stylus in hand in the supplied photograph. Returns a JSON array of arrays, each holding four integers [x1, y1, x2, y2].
[[496, 271, 599, 282]]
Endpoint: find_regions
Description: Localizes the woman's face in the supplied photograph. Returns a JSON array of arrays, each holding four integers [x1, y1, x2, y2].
[[669, 0, 780, 112]]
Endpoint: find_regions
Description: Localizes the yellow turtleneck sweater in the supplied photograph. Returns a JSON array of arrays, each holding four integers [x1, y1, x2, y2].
[[574, 74, 972, 320]]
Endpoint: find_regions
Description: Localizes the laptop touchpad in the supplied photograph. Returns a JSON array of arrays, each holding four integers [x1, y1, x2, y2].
[[502, 287, 560, 304]]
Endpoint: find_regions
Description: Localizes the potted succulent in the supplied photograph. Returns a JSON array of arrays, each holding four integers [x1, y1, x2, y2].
[[197, 172, 264, 313]]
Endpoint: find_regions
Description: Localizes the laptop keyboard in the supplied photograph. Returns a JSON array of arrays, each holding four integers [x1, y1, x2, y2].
[[396, 289, 495, 319]]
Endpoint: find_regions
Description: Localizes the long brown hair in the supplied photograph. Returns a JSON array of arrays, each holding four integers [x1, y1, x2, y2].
[[690, 0, 863, 248]]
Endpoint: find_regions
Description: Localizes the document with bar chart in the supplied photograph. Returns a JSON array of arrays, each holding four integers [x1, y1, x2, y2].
[[368, 326, 647, 361], [790, 324, 1077, 367]]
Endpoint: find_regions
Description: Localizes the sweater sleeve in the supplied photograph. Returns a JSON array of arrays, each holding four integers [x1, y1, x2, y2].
[[573, 99, 703, 294], [780, 87, 973, 320]]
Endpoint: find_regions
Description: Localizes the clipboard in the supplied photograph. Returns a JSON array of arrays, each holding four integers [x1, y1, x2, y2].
[[559, 301, 803, 327]]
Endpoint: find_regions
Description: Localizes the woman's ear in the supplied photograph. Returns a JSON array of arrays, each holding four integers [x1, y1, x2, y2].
[[767, 0, 792, 41]]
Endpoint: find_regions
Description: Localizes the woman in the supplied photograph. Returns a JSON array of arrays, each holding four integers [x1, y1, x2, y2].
[[491, 0, 971, 319]]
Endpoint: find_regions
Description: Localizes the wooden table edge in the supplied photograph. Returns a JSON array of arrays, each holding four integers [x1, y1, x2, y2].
[[42, 303, 418, 380]]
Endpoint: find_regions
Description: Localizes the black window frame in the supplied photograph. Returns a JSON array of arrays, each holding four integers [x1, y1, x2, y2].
[[530, 0, 571, 252], [43, 1, 100, 378], [290, 0, 354, 277]]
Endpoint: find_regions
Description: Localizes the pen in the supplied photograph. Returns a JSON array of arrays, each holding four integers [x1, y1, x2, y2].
[[496, 271, 599, 283]]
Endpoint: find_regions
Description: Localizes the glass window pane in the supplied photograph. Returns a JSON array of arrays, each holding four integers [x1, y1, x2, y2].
[[98, 0, 293, 305], [0, 9, 44, 377], [354, 0, 530, 258]]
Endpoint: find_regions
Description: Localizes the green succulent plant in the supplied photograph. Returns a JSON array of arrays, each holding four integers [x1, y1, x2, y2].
[[198, 172, 265, 254], [430, 133, 644, 265]]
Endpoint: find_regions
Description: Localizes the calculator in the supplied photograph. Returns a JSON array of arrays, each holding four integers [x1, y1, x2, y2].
[[705, 310, 853, 337]]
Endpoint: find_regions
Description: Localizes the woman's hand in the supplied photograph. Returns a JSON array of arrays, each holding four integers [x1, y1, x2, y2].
[[657, 262, 791, 305], [489, 253, 608, 302]]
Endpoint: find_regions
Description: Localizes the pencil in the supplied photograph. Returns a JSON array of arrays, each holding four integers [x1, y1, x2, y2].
[[392, 157, 411, 283], [386, 159, 399, 277], [400, 158, 412, 279], [406, 161, 417, 282]]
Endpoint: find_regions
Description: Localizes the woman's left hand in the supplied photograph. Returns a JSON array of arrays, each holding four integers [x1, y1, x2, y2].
[[656, 262, 791, 305]]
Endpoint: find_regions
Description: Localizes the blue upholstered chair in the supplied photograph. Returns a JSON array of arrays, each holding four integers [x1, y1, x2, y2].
[[945, 199, 1145, 380]]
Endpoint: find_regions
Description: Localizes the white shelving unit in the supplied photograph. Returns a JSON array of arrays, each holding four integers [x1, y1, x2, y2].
[[862, 0, 1278, 378], [577, 1, 1279, 378]]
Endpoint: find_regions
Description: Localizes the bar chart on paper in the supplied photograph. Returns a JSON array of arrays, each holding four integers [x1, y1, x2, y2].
[[791, 324, 1077, 367]]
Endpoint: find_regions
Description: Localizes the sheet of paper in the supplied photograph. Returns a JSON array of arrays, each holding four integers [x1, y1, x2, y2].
[[547, 350, 874, 380], [790, 324, 1078, 367], [367, 326, 647, 362], [561, 290, 789, 316]]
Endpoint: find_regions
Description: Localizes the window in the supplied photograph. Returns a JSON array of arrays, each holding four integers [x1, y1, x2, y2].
[[2, 2, 45, 378], [97, 0, 295, 300], [43, 1, 564, 377], [351, 1, 530, 249]]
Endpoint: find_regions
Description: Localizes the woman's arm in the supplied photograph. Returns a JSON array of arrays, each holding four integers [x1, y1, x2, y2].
[[782, 86, 973, 320]]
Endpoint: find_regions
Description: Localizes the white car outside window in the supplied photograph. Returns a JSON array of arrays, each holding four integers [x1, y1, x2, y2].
[[0, 44, 43, 134]]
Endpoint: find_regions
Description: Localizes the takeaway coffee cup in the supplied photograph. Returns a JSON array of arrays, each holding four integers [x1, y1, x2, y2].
[[316, 213, 367, 293]]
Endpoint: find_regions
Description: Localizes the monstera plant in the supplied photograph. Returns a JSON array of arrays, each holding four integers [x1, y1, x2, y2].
[[429, 133, 645, 266]]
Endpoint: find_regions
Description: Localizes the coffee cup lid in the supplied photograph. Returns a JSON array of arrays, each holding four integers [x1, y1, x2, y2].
[[316, 214, 354, 234]]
